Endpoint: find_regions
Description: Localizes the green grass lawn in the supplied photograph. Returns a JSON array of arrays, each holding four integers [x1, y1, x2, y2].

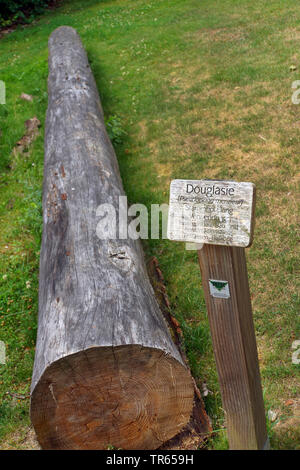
[[0, 0, 299, 450]]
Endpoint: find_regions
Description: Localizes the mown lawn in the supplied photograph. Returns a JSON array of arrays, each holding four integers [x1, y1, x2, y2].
[[0, 0, 299, 450]]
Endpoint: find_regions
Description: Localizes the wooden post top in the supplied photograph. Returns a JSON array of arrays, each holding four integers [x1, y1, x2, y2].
[[167, 179, 256, 248]]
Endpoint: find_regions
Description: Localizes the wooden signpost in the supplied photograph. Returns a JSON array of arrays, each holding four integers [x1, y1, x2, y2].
[[167, 179, 269, 450]]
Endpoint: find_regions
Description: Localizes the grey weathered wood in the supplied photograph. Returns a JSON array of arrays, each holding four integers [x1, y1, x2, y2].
[[30, 26, 194, 450], [197, 245, 268, 449]]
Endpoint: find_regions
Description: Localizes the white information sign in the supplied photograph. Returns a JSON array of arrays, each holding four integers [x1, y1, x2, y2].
[[167, 179, 256, 247], [209, 280, 230, 299]]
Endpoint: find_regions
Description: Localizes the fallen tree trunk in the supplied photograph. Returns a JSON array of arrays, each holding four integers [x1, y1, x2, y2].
[[30, 26, 194, 450]]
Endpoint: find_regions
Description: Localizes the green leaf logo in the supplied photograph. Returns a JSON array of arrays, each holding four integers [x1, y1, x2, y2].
[[210, 280, 228, 291]]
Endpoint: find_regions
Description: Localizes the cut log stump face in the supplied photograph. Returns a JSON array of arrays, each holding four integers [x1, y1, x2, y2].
[[31, 346, 193, 450], [30, 26, 194, 450]]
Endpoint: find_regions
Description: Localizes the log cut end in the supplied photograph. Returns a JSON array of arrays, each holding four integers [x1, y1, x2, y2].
[[30, 345, 194, 450]]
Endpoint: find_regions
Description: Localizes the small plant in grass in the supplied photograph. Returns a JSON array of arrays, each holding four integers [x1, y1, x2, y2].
[[105, 115, 127, 146]]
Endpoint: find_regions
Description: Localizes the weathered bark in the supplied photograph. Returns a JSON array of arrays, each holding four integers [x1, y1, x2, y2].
[[30, 26, 194, 450]]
